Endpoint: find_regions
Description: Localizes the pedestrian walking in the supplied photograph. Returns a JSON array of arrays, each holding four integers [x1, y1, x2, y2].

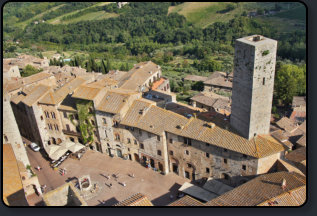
[[36, 166, 41, 171], [109, 183, 112, 188]]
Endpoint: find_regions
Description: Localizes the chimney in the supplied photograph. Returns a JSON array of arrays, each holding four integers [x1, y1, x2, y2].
[[281, 178, 287, 190]]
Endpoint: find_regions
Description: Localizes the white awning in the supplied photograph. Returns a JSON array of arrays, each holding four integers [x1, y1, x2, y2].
[[50, 146, 68, 161], [68, 142, 85, 153], [45, 145, 60, 155]]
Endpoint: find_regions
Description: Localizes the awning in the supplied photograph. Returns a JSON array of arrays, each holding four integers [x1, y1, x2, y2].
[[45, 145, 60, 155], [59, 140, 85, 153], [59, 140, 74, 149], [178, 182, 218, 202], [50, 146, 68, 161], [68, 142, 85, 153]]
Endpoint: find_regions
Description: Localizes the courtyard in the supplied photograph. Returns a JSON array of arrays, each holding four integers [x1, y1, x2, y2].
[[24, 138, 189, 206]]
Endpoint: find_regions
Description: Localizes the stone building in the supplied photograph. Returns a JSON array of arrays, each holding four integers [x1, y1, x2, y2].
[[7, 55, 288, 188], [203, 71, 233, 94], [230, 35, 278, 140], [3, 96, 42, 205], [206, 171, 306, 206], [119, 61, 162, 92], [190, 91, 231, 115]]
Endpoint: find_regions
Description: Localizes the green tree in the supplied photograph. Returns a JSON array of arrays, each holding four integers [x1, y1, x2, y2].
[[274, 63, 306, 105], [21, 64, 41, 77]]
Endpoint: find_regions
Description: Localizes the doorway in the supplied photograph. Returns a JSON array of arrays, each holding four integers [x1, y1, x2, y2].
[[150, 158, 155, 168], [134, 153, 140, 162], [172, 163, 178, 174], [116, 149, 123, 158], [185, 171, 190, 179], [158, 162, 163, 172]]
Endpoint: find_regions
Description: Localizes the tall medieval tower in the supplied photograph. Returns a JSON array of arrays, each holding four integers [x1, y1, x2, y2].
[[230, 35, 277, 140]]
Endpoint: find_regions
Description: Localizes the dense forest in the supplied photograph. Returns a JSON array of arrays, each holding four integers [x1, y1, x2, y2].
[[3, 2, 306, 109]]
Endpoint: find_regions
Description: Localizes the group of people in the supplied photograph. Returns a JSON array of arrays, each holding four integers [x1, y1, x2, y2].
[[104, 173, 135, 189]]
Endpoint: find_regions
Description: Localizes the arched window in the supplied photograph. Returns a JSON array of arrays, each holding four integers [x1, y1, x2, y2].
[[157, 150, 161, 156], [52, 137, 56, 144], [51, 112, 56, 119], [115, 134, 120, 141]]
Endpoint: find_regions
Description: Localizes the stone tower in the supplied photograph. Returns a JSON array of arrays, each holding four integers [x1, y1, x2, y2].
[[230, 35, 277, 140]]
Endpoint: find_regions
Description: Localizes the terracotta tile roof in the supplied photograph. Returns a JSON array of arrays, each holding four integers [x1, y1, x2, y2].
[[206, 172, 306, 206], [114, 193, 153, 206], [296, 134, 306, 147], [276, 159, 305, 176], [4, 71, 53, 94], [3, 144, 28, 206], [10, 94, 26, 105], [276, 117, 298, 133], [191, 92, 231, 112], [184, 75, 208, 82], [120, 61, 160, 91], [23, 71, 53, 85], [169, 195, 205, 206], [121, 100, 285, 158], [271, 130, 288, 142], [258, 186, 306, 206], [298, 120, 306, 133], [72, 85, 102, 101], [270, 130, 293, 149], [22, 84, 51, 106], [106, 70, 128, 81], [96, 89, 139, 114], [120, 99, 154, 127], [39, 77, 86, 105], [292, 96, 306, 107], [204, 71, 232, 88], [285, 147, 306, 163], [85, 77, 118, 89], [151, 77, 166, 90]]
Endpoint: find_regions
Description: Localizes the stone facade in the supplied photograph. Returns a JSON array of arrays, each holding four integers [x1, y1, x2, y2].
[[3, 98, 30, 167], [230, 35, 277, 140], [166, 132, 257, 187]]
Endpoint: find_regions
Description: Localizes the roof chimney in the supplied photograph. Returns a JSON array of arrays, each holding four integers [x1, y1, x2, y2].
[[281, 178, 287, 190]]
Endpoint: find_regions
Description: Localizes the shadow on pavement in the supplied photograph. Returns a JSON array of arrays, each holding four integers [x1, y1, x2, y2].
[[151, 183, 182, 206], [96, 197, 119, 206]]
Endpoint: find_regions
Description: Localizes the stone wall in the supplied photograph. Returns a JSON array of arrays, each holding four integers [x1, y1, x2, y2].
[[230, 35, 277, 140], [257, 152, 281, 174], [40, 104, 65, 146], [3, 98, 30, 167], [166, 132, 258, 187]]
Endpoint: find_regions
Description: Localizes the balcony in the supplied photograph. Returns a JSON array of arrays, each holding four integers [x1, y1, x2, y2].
[[62, 129, 81, 136]]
